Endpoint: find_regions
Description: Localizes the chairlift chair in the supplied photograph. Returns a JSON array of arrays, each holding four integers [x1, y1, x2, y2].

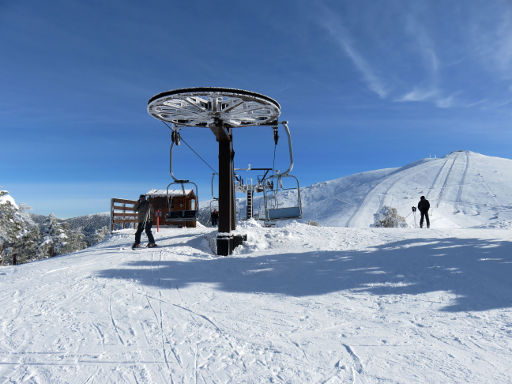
[[165, 127, 199, 223], [261, 121, 302, 222], [263, 174, 302, 221], [166, 181, 198, 222], [209, 198, 219, 213], [209, 172, 219, 215], [208, 171, 219, 208]]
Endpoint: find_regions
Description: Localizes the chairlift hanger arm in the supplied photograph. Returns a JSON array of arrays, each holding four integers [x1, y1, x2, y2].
[[162, 121, 218, 174], [274, 121, 294, 177], [169, 137, 180, 182], [211, 172, 218, 200], [259, 169, 271, 182]]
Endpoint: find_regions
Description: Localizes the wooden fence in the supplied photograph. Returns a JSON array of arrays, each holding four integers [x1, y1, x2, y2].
[[110, 198, 138, 231]]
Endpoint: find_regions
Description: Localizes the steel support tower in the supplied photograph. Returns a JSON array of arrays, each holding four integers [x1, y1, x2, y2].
[[147, 87, 281, 255]]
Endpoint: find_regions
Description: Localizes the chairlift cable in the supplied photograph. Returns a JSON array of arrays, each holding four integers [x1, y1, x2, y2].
[[272, 125, 279, 173], [162, 121, 218, 173], [272, 143, 277, 173], [180, 136, 218, 173]]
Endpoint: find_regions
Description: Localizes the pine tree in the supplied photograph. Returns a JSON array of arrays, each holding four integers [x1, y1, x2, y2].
[[62, 221, 87, 253], [39, 214, 87, 257], [373, 206, 408, 228], [0, 199, 20, 264], [39, 214, 66, 257], [0, 191, 41, 264], [93, 226, 110, 244]]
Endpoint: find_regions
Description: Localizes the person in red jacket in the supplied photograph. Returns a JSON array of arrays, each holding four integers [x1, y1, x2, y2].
[[417, 196, 430, 228]]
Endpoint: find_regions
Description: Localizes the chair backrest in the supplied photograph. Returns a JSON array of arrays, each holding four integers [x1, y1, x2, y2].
[[166, 210, 197, 220], [267, 206, 301, 220]]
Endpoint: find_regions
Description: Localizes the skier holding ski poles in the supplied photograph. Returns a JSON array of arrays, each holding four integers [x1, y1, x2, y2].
[[132, 194, 157, 249], [418, 196, 431, 228]]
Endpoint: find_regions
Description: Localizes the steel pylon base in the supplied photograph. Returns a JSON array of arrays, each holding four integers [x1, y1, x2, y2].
[[216, 234, 247, 256]]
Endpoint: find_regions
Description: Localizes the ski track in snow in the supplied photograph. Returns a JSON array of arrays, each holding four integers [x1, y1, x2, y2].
[[347, 159, 441, 227], [436, 158, 456, 208], [426, 157, 449, 201], [435, 156, 457, 208], [455, 151, 470, 208]]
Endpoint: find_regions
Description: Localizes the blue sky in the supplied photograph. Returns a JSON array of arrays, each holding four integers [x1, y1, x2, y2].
[[1, 0, 512, 218]]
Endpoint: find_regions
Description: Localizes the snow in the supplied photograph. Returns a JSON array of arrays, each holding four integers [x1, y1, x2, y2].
[[251, 151, 512, 229], [0, 190, 18, 209], [147, 189, 194, 197], [1, 223, 512, 383], [2, 150, 512, 383]]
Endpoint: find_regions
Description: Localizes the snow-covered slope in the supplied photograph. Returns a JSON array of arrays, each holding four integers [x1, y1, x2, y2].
[[2, 224, 512, 383], [270, 151, 512, 229]]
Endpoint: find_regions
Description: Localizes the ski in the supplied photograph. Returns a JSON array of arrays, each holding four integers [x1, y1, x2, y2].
[[130, 243, 157, 250]]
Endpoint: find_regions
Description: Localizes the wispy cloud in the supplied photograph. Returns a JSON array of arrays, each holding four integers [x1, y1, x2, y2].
[[314, 1, 512, 110], [398, 10, 452, 108], [435, 95, 456, 109], [493, 8, 512, 76], [316, 4, 388, 98], [396, 88, 437, 103], [395, 88, 456, 108], [396, 88, 471, 109], [405, 13, 439, 76], [469, 4, 512, 79], [338, 38, 388, 98]]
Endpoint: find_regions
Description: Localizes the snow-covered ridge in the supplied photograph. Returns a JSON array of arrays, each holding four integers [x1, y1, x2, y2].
[[294, 151, 512, 229]]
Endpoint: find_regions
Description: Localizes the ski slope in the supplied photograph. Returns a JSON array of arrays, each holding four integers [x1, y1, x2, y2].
[[1, 223, 512, 383], [258, 151, 512, 229]]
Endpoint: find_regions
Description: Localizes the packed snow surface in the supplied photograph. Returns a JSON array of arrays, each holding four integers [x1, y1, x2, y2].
[[2, 223, 512, 383]]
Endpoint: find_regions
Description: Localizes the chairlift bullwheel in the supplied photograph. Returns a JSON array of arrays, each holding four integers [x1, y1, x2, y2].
[[148, 87, 281, 128]]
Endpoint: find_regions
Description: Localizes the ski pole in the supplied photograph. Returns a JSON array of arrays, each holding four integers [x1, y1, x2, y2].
[[142, 204, 150, 229], [135, 197, 150, 234]]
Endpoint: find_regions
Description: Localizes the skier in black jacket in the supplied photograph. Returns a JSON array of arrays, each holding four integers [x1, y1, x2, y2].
[[132, 195, 157, 249], [417, 196, 430, 228]]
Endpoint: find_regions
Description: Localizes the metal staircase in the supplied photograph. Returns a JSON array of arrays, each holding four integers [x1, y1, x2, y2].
[[246, 189, 253, 219]]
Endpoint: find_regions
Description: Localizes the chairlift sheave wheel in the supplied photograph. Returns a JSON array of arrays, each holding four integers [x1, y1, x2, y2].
[[148, 87, 281, 128]]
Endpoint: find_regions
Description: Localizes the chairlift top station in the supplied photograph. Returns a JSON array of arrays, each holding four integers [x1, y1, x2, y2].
[[147, 87, 300, 255]]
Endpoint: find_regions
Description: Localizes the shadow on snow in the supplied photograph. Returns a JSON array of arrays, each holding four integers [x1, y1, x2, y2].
[[97, 236, 512, 312]]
